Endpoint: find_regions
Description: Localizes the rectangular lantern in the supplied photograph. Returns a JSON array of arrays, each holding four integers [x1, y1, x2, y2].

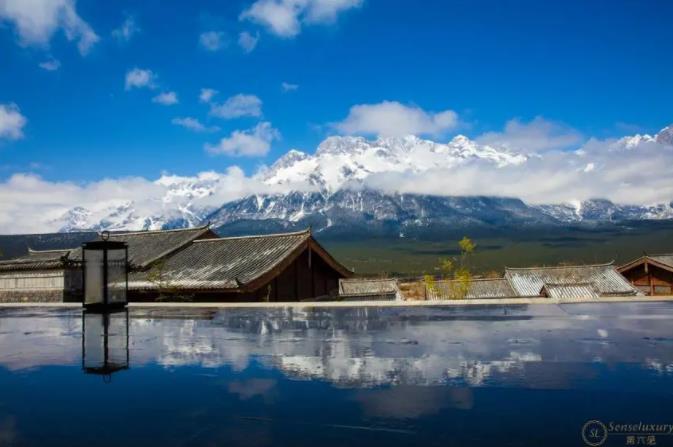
[[82, 234, 128, 309], [82, 310, 129, 377]]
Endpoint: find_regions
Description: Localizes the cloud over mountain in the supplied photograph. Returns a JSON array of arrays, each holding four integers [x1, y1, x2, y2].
[[0, 122, 672, 233], [336, 101, 459, 137]]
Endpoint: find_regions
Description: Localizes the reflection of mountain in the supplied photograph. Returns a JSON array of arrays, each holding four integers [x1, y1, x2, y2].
[[2, 305, 673, 390], [128, 305, 673, 389]]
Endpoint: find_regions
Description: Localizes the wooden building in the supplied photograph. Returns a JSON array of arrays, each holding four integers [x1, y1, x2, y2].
[[0, 226, 351, 303], [618, 254, 673, 296], [127, 229, 352, 301], [0, 248, 82, 302]]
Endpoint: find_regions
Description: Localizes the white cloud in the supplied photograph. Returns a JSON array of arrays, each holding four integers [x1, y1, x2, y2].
[[210, 94, 262, 119], [112, 15, 139, 42], [240, 0, 361, 38], [152, 91, 179, 106], [199, 31, 227, 51], [336, 101, 459, 137], [1, 124, 672, 234], [477, 117, 583, 153], [362, 130, 673, 205], [0, 168, 274, 234], [199, 88, 218, 103], [205, 122, 280, 157], [238, 31, 259, 53], [124, 68, 156, 90], [171, 117, 219, 133], [281, 81, 298, 92], [0, 0, 99, 55], [38, 58, 60, 71], [0, 103, 26, 140]]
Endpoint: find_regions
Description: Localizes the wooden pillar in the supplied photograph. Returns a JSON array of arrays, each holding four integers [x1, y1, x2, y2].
[[647, 261, 654, 296], [309, 246, 315, 299], [294, 257, 299, 301]]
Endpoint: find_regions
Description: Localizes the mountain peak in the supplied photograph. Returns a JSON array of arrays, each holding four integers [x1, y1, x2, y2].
[[656, 124, 673, 146]]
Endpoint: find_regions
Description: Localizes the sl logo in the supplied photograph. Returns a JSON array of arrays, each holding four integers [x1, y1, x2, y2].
[[582, 420, 608, 446]]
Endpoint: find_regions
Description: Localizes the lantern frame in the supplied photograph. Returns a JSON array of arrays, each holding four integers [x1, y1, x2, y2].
[[81, 309, 130, 377], [82, 240, 129, 310]]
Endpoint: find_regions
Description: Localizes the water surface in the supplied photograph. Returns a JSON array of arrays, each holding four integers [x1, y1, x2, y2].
[[1, 302, 673, 446]]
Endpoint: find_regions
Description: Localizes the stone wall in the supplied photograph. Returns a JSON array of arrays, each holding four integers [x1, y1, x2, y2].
[[0, 289, 64, 303]]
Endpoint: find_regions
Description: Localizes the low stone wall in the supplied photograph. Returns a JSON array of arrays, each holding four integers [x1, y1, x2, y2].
[[0, 290, 63, 303]]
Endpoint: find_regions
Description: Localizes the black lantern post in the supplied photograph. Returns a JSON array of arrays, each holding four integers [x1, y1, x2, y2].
[[82, 310, 130, 378], [82, 231, 128, 310]]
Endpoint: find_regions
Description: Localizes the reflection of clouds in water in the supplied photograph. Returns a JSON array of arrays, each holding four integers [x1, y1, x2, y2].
[[354, 386, 474, 419], [446, 351, 542, 386], [126, 306, 673, 388], [2, 305, 673, 388], [228, 378, 277, 400], [646, 359, 673, 375], [0, 309, 81, 370]]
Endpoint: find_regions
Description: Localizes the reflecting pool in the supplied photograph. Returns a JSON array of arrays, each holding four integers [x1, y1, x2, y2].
[[1, 302, 673, 446]]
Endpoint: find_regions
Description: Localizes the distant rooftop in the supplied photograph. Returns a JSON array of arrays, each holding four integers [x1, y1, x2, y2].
[[103, 225, 216, 269], [427, 278, 517, 300], [128, 229, 351, 292], [505, 263, 639, 297]]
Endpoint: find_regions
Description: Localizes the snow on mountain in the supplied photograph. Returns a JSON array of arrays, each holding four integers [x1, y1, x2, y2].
[[656, 124, 673, 146], [261, 135, 527, 192], [51, 173, 222, 232], [49, 130, 673, 234]]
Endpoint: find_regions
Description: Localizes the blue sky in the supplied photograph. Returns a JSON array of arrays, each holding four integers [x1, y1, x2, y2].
[[1, 0, 673, 184]]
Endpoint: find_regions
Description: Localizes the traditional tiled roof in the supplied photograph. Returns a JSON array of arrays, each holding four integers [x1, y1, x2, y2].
[[540, 283, 599, 301], [103, 225, 215, 269], [128, 229, 351, 292], [650, 254, 673, 268], [0, 248, 79, 271], [505, 263, 639, 297], [618, 253, 673, 273], [427, 278, 518, 300], [338, 278, 400, 300]]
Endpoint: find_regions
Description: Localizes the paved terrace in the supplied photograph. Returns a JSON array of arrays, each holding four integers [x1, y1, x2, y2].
[[0, 295, 672, 308]]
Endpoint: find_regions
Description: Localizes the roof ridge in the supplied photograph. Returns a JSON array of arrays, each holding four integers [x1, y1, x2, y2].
[[435, 277, 507, 283], [109, 224, 211, 236], [543, 282, 595, 287], [27, 248, 73, 254], [340, 277, 397, 282], [193, 228, 311, 242], [505, 261, 615, 271], [648, 253, 673, 257]]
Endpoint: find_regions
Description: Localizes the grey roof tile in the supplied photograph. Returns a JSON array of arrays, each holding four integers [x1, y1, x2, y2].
[[104, 225, 213, 268], [541, 283, 599, 301], [505, 263, 639, 297], [338, 278, 400, 298], [427, 278, 517, 300], [128, 229, 318, 291]]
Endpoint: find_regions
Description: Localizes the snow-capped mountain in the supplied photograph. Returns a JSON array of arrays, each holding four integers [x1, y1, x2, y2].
[[261, 135, 527, 192], [50, 128, 673, 236]]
